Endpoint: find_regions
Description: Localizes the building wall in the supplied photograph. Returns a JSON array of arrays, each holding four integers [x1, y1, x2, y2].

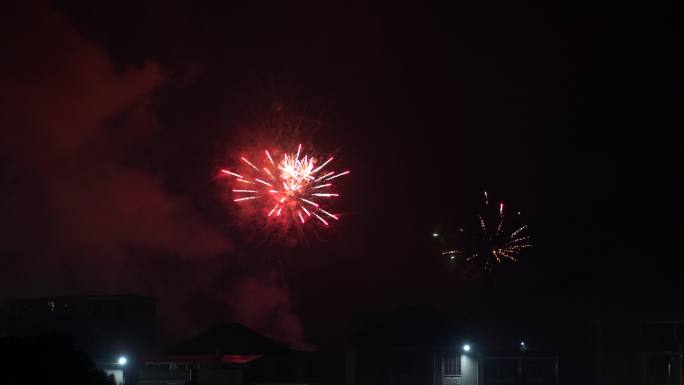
[[139, 363, 243, 385], [139, 364, 192, 385], [349, 349, 479, 385], [461, 354, 478, 385], [5, 295, 157, 360], [198, 365, 243, 385], [596, 320, 684, 385], [481, 357, 558, 385], [104, 369, 124, 385]]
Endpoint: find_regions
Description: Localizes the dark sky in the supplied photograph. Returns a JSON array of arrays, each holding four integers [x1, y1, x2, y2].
[[0, 0, 680, 350]]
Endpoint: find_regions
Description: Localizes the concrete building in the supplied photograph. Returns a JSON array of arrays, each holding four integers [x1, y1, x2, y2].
[[2, 294, 158, 385], [596, 315, 684, 385], [480, 354, 558, 385], [346, 307, 477, 385], [2, 296, 567, 385], [346, 307, 559, 385]]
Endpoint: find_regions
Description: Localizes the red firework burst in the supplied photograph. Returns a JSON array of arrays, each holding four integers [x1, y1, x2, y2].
[[220, 144, 348, 227]]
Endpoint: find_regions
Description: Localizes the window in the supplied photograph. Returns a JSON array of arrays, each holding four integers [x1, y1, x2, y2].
[[645, 354, 679, 385], [444, 354, 461, 376]]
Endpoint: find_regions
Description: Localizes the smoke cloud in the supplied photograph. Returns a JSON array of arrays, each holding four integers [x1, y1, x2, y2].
[[0, 2, 308, 349]]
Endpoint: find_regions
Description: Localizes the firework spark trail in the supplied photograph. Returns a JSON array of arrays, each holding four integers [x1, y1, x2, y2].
[[478, 215, 487, 235], [221, 144, 348, 227], [312, 212, 328, 226], [234, 196, 259, 202], [511, 225, 527, 238], [319, 208, 339, 220], [315, 171, 334, 182], [325, 171, 350, 181], [443, 191, 531, 271], [222, 170, 243, 178], [496, 203, 504, 235]]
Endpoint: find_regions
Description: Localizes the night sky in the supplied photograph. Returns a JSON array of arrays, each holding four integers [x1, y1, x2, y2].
[[0, 1, 680, 350]]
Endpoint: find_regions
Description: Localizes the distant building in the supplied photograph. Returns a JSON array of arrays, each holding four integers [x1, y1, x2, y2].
[[346, 307, 558, 385], [2, 296, 572, 385], [480, 354, 558, 385], [2, 294, 158, 385], [346, 307, 477, 385], [140, 322, 344, 385], [596, 315, 684, 385]]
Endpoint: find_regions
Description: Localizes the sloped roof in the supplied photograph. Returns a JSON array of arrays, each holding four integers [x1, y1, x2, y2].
[[166, 323, 289, 355]]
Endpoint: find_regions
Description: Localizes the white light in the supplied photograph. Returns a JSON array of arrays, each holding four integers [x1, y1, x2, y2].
[[118, 356, 127, 365], [463, 344, 471, 352], [520, 341, 525, 346], [432, 233, 439, 237]]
